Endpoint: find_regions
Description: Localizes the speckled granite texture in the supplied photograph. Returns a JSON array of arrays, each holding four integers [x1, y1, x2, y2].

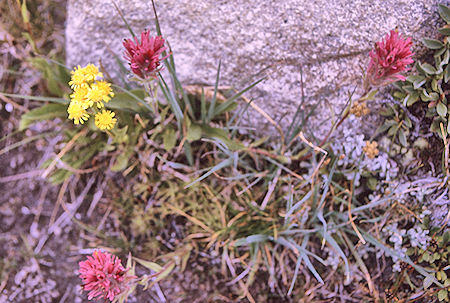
[[66, 0, 444, 135]]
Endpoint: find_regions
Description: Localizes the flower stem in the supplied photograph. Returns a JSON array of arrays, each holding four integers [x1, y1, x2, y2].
[[143, 79, 159, 115]]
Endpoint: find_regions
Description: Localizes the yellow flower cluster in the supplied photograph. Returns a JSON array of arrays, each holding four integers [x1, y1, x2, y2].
[[350, 101, 370, 117], [68, 64, 117, 131], [363, 141, 379, 159]]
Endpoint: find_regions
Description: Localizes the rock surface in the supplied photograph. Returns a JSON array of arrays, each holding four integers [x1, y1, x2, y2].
[[66, 0, 443, 136]]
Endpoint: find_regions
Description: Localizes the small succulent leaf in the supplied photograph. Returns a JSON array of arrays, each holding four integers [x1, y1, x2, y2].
[[437, 103, 448, 117], [442, 49, 450, 66], [398, 130, 407, 147], [387, 125, 398, 136], [445, 64, 450, 83], [404, 116, 412, 128], [423, 38, 445, 50], [439, 4, 450, 23], [438, 27, 450, 36], [406, 75, 425, 83], [421, 63, 437, 74], [405, 92, 419, 107], [413, 78, 427, 90], [416, 62, 427, 75], [402, 85, 415, 94], [432, 79, 439, 92], [436, 47, 447, 59], [438, 289, 448, 301]]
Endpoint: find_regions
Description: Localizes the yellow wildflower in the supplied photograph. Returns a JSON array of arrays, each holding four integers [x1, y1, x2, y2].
[[68, 65, 88, 89], [68, 101, 90, 124], [84, 64, 103, 82], [70, 86, 93, 109], [95, 110, 117, 131], [87, 81, 114, 108], [95, 81, 114, 102]]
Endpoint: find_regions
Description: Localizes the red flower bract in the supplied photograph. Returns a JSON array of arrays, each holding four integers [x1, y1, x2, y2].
[[365, 30, 414, 88], [79, 250, 133, 301], [123, 30, 168, 79]]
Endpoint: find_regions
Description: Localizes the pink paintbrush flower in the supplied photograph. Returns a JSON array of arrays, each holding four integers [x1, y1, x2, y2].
[[79, 250, 134, 301], [123, 30, 169, 79], [365, 30, 414, 88]]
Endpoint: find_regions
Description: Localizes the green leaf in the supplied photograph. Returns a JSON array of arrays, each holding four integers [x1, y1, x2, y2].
[[442, 49, 450, 66], [421, 63, 437, 74], [445, 64, 450, 83], [437, 102, 448, 117], [413, 77, 427, 90], [20, 0, 30, 24], [432, 79, 439, 92], [152, 263, 176, 285], [423, 38, 444, 50], [398, 130, 407, 147], [359, 89, 378, 101], [367, 178, 377, 190], [405, 92, 420, 106], [388, 124, 398, 136], [402, 84, 415, 94], [439, 4, 450, 23], [163, 128, 177, 151], [29, 58, 69, 97], [133, 257, 163, 272], [111, 150, 132, 172], [406, 75, 425, 83], [183, 141, 194, 166], [421, 90, 439, 102], [186, 123, 202, 142], [201, 125, 244, 151], [19, 103, 67, 130], [439, 27, 450, 36], [106, 89, 148, 114], [404, 116, 412, 128], [436, 47, 448, 58]]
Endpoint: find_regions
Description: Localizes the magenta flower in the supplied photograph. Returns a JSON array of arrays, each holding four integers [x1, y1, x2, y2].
[[365, 30, 414, 88], [123, 30, 169, 79], [79, 250, 134, 301]]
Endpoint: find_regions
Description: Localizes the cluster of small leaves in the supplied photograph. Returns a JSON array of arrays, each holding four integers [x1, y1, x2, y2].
[[407, 226, 450, 302], [393, 4, 450, 136], [379, 103, 412, 147]]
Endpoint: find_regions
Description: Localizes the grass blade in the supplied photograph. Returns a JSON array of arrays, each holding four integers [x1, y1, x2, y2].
[[112, 1, 135, 38], [0, 92, 68, 104], [207, 60, 221, 122], [184, 157, 233, 189], [214, 78, 265, 116], [158, 74, 184, 125]]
